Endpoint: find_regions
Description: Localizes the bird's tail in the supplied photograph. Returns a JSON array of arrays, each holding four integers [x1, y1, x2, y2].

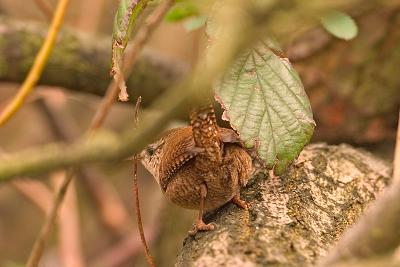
[[190, 105, 222, 164]]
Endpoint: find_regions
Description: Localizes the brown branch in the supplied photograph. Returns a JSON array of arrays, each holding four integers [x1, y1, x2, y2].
[[0, 1, 267, 181], [24, 1, 174, 265], [176, 144, 391, 266], [11, 166, 86, 267], [328, 255, 400, 267], [91, 2, 174, 264], [320, 172, 400, 266], [26, 169, 74, 267], [130, 95, 156, 265], [36, 98, 131, 236], [11, 179, 52, 212], [78, 168, 131, 235], [33, 0, 54, 20], [133, 155, 155, 267], [90, 0, 174, 130], [52, 173, 86, 267], [319, 112, 400, 266], [393, 110, 400, 183]]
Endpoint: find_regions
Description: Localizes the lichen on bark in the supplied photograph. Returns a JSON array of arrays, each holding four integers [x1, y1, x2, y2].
[[176, 144, 390, 267]]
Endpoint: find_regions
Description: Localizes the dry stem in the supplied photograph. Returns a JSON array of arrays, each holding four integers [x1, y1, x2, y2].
[[11, 180, 52, 212], [90, 0, 174, 130], [393, 110, 400, 184], [133, 155, 156, 267], [24, 0, 173, 265], [33, 0, 54, 20], [53, 173, 86, 267], [37, 98, 131, 235], [26, 169, 74, 267]]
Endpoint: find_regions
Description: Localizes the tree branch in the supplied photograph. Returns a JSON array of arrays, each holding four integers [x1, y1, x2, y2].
[[33, 0, 53, 20], [0, 16, 188, 106], [318, 113, 400, 267], [26, 169, 74, 267], [36, 98, 132, 236], [53, 174, 86, 267], [175, 144, 391, 266], [320, 152, 400, 265], [10, 179, 53, 212], [0, 0, 267, 181]]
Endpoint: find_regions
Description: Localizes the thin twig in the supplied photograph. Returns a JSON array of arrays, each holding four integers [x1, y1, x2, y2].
[[37, 98, 131, 235], [133, 95, 142, 127], [24, 1, 174, 265], [131, 96, 156, 266], [78, 168, 130, 235], [134, 155, 155, 267], [54, 175, 85, 267], [121, 3, 176, 264], [33, 0, 54, 20], [90, 0, 174, 130], [26, 169, 74, 267], [0, 0, 70, 126], [11, 180, 53, 212], [0, 1, 259, 182], [89, 79, 120, 130], [26, 170, 85, 267], [17, 100, 86, 266], [393, 110, 400, 184]]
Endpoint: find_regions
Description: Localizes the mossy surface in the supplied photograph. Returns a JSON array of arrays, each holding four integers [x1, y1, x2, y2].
[[0, 16, 187, 106]]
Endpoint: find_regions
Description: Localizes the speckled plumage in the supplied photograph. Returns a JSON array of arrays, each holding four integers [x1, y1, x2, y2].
[[140, 106, 253, 234], [164, 142, 252, 211]]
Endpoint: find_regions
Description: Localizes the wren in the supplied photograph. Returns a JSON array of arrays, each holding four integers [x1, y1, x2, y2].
[[140, 106, 252, 235]]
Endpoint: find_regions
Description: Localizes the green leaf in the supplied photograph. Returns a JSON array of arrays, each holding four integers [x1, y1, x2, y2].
[[111, 0, 150, 100], [112, 0, 150, 60], [215, 41, 315, 174], [165, 2, 198, 22], [184, 15, 207, 31], [320, 10, 358, 40]]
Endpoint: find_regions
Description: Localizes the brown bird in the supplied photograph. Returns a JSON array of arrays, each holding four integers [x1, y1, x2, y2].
[[140, 106, 252, 235]]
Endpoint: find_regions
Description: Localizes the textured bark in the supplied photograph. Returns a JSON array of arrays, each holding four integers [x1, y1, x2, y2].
[[176, 144, 391, 267], [0, 16, 188, 106]]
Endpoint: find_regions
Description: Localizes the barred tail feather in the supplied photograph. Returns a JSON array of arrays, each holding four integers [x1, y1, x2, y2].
[[190, 105, 222, 164]]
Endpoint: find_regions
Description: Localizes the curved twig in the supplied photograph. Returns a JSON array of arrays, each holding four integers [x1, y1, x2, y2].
[[24, 1, 174, 266], [90, 0, 174, 130]]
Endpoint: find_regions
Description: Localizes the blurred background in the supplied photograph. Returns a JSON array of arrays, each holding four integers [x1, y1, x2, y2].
[[0, 0, 399, 266]]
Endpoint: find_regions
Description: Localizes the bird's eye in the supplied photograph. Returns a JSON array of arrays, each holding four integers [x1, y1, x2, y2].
[[146, 146, 155, 156]]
